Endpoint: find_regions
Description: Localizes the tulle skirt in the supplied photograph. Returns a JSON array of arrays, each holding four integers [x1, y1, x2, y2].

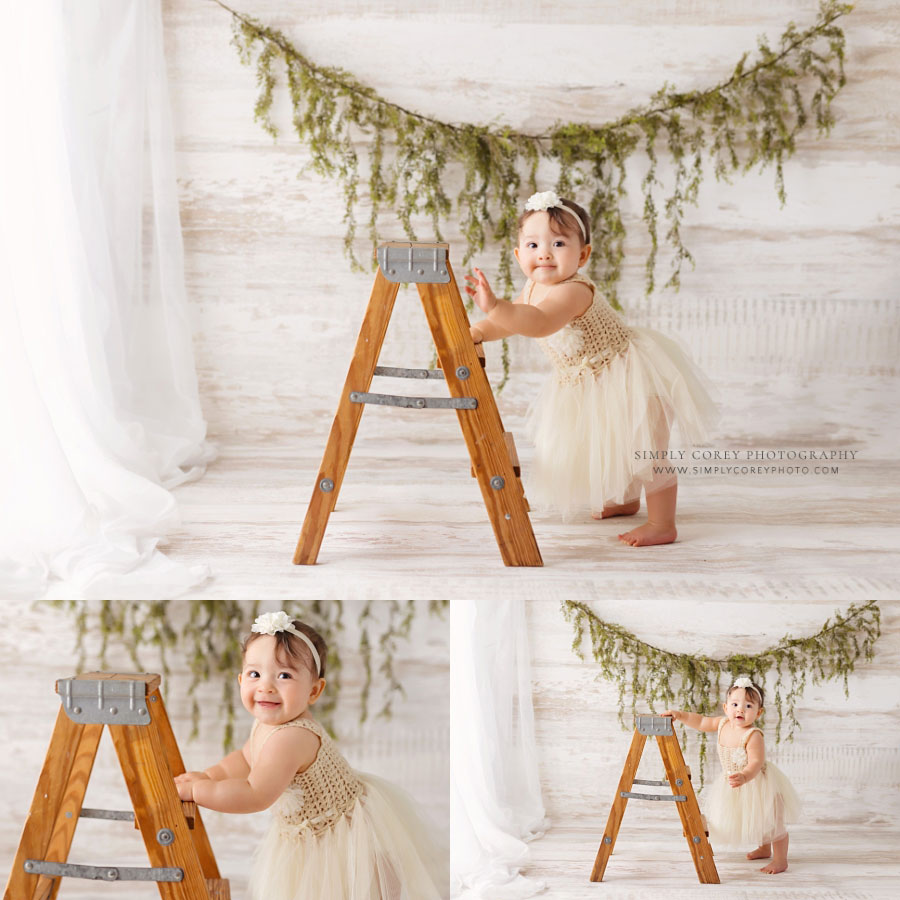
[[704, 762, 801, 848], [250, 774, 448, 900], [526, 327, 716, 517]]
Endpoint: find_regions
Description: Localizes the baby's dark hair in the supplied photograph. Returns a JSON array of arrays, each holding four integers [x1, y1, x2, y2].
[[517, 198, 591, 246], [241, 619, 327, 679], [726, 678, 764, 708]]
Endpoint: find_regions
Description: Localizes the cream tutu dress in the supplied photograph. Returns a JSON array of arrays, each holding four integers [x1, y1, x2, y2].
[[524, 272, 716, 517], [704, 719, 801, 848], [249, 717, 447, 900]]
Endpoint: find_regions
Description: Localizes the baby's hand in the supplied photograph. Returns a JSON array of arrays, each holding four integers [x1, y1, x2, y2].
[[661, 710, 680, 721], [174, 771, 209, 784], [176, 778, 195, 801], [728, 772, 748, 788], [464, 268, 498, 314], [470, 325, 484, 344]]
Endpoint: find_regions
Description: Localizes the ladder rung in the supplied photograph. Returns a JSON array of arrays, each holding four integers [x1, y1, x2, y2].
[[620, 791, 686, 802], [79, 804, 195, 829], [207, 877, 232, 900], [349, 391, 477, 410], [632, 779, 669, 786], [24, 860, 184, 882], [79, 807, 134, 821], [374, 365, 445, 380]]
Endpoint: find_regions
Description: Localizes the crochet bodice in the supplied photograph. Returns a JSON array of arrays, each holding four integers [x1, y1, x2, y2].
[[525, 273, 632, 385], [250, 717, 363, 837], [716, 719, 766, 777]]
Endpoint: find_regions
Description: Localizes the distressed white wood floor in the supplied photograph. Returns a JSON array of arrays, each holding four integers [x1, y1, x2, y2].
[[524, 824, 900, 900], [144, 371, 899, 597]]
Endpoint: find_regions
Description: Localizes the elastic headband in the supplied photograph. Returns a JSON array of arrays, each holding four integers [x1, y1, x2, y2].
[[524, 190, 588, 242], [251, 610, 321, 677]]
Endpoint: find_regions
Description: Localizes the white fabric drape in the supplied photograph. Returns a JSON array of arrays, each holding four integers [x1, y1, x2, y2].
[[0, 1, 213, 599], [451, 598, 548, 898]]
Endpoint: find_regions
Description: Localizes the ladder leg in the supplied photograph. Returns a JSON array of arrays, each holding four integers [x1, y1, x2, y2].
[[4, 708, 92, 900], [418, 266, 542, 566], [657, 734, 720, 884], [148, 688, 222, 881], [109, 715, 212, 900], [32, 723, 103, 900], [294, 270, 401, 564], [591, 729, 647, 881]]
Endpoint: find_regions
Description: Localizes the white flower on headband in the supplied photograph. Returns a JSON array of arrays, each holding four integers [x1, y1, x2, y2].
[[733, 675, 754, 689], [252, 610, 295, 635], [525, 190, 564, 212]]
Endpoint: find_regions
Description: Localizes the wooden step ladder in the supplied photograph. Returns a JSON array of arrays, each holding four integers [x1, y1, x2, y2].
[[294, 240, 543, 567], [591, 714, 719, 884], [4, 673, 230, 900]]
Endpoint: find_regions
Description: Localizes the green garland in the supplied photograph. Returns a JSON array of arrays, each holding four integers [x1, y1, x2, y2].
[[216, 0, 851, 386], [563, 598, 880, 781], [49, 599, 446, 749]]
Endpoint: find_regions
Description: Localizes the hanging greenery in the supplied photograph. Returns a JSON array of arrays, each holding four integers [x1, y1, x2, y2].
[[215, 0, 851, 385], [48, 598, 445, 749], [562, 598, 881, 781]]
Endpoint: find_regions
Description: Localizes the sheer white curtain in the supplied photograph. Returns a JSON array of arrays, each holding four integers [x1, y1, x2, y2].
[[0, 1, 213, 599], [451, 598, 547, 898]]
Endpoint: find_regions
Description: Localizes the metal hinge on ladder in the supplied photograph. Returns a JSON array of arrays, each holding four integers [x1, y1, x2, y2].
[[57, 676, 153, 725], [376, 242, 450, 283]]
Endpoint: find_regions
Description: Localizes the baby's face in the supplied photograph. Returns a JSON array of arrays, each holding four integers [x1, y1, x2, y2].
[[239, 635, 323, 726], [723, 688, 762, 728], [514, 212, 590, 286]]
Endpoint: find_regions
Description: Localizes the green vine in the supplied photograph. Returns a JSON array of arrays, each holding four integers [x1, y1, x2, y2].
[[563, 598, 881, 782], [216, 0, 851, 388], [48, 599, 445, 749]]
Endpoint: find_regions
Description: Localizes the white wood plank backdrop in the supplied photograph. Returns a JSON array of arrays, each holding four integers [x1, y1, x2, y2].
[[0, 601, 448, 899]]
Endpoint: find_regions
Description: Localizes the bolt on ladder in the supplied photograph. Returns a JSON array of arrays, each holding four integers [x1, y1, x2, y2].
[[4, 673, 230, 900], [591, 714, 719, 884], [294, 240, 543, 567]]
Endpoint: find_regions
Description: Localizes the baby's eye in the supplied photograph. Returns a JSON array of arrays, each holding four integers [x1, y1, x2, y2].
[[277, 672, 293, 679], [526, 242, 537, 249], [246, 670, 259, 679], [553, 240, 566, 247]]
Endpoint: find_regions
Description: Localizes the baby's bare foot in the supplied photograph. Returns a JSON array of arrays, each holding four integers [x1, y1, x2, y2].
[[618, 522, 677, 546], [592, 500, 641, 520], [760, 860, 788, 874], [746, 844, 771, 860]]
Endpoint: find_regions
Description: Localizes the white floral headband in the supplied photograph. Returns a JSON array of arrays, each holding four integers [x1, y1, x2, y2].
[[524, 190, 588, 242], [732, 675, 755, 689], [251, 610, 321, 676]]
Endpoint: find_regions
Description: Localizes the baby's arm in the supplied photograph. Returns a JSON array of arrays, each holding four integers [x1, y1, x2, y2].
[[728, 731, 765, 787], [186, 727, 320, 814], [470, 318, 515, 343], [203, 747, 252, 781], [174, 747, 251, 799], [662, 710, 723, 732], [467, 266, 592, 339], [465, 269, 520, 343]]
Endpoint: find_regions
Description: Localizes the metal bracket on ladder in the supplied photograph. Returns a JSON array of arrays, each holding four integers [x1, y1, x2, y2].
[[349, 391, 477, 410], [24, 860, 184, 883], [58, 675, 153, 726], [376, 242, 450, 283]]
